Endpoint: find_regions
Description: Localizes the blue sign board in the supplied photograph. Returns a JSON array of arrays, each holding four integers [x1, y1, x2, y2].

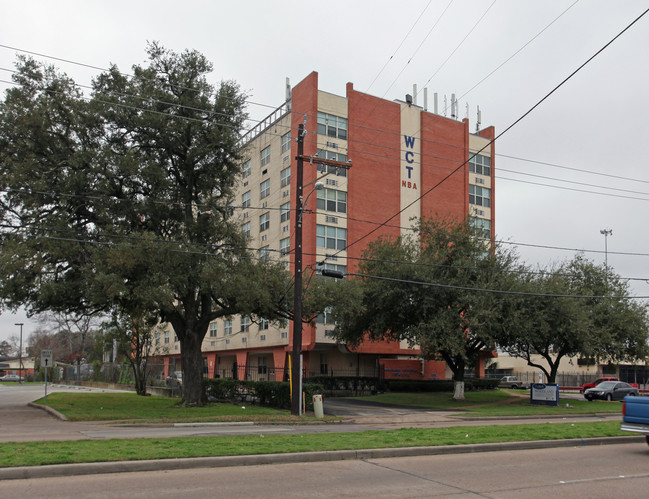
[[530, 383, 560, 406]]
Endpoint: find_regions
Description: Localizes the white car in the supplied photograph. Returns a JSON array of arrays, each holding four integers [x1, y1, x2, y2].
[[0, 374, 24, 382]]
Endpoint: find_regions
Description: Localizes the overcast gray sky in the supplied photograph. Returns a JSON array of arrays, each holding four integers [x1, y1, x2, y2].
[[1, 0, 648, 344]]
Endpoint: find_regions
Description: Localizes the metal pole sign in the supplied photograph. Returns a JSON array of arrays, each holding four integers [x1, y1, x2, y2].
[[41, 349, 53, 402]]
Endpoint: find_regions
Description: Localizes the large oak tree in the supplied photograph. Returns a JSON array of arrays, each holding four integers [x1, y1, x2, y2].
[[0, 44, 290, 404], [330, 217, 517, 400]]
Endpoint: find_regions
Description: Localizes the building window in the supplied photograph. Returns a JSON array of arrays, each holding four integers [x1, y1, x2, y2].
[[470, 217, 491, 238], [242, 337, 247, 343], [259, 245, 270, 262], [242, 190, 251, 208], [258, 356, 268, 374], [316, 225, 346, 250], [317, 112, 347, 140], [317, 188, 346, 214], [259, 318, 269, 330], [260, 334, 266, 341], [469, 154, 491, 176], [155, 332, 160, 345], [209, 323, 217, 337], [469, 185, 491, 208], [241, 316, 250, 333], [280, 202, 291, 223], [261, 146, 270, 167], [281, 132, 291, 153], [242, 159, 251, 178], [242, 221, 251, 238], [260, 179, 270, 199], [280, 237, 290, 256], [320, 353, 328, 375], [224, 320, 232, 335], [259, 212, 270, 232], [280, 167, 291, 187], [164, 331, 170, 344], [281, 332, 288, 339], [316, 307, 335, 325]]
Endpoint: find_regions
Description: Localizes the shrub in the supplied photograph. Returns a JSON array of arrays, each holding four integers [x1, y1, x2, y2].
[[202, 378, 324, 410]]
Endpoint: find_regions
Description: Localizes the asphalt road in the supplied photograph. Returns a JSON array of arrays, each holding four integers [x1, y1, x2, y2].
[[3, 443, 648, 498]]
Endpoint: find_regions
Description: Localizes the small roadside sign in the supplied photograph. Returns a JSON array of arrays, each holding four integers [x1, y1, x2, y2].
[[41, 349, 54, 367], [41, 349, 54, 402]]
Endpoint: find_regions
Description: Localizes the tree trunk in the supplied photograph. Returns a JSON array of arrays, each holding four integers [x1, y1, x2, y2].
[[131, 363, 147, 396], [453, 380, 465, 400], [443, 354, 466, 401], [180, 331, 204, 406]]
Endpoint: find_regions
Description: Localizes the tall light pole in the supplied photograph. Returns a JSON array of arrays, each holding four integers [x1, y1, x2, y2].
[[600, 228, 612, 288], [14, 323, 23, 384]]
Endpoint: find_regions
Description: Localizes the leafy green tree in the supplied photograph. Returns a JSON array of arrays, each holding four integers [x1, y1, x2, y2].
[[0, 340, 13, 357], [103, 309, 163, 396], [0, 44, 291, 405], [495, 255, 649, 382], [331, 217, 517, 400]]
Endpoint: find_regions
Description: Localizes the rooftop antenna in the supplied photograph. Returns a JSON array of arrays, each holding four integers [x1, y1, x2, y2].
[[451, 93, 456, 119], [286, 77, 291, 111], [423, 88, 428, 111], [413, 84, 418, 106], [476, 106, 482, 132]]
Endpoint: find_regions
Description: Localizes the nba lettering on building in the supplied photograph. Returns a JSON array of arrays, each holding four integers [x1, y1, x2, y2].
[[157, 72, 496, 384]]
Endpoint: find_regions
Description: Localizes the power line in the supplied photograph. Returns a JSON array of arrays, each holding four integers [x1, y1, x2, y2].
[[5, 186, 649, 260], [440, 0, 581, 112], [307, 251, 649, 282], [419, 0, 497, 90], [365, 0, 434, 92], [350, 272, 649, 300], [326, 6, 649, 261], [375, 0, 455, 101], [0, 43, 279, 112], [5, 55, 649, 197]]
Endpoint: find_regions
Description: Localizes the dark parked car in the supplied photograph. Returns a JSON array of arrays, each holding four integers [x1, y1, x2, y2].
[[584, 381, 639, 401]]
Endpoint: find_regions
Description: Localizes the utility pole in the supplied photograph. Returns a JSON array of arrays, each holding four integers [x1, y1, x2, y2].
[[600, 228, 612, 289], [291, 123, 306, 416], [291, 124, 350, 416], [15, 323, 23, 384]]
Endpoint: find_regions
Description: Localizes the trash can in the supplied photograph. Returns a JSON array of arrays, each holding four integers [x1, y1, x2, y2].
[[313, 394, 324, 418]]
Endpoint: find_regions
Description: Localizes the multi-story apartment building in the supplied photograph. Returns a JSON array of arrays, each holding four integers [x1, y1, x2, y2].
[[160, 71, 495, 382]]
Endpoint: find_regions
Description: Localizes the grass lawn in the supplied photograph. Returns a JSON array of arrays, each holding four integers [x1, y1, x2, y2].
[[0, 421, 628, 468], [33, 393, 301, 423], [352, 390, 623, 416]]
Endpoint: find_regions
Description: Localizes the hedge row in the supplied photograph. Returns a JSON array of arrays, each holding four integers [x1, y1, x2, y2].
[[305, 376, 379, 392], [202, 378, 324, 410]]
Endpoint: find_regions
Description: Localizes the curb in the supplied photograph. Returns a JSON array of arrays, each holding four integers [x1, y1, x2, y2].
[[0, 435, 643, 481], [27, 402, 67, 421]]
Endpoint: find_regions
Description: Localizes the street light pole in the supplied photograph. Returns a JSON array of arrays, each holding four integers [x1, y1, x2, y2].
[[600, 228, 612, 288], [15, 322, 23, 384]]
